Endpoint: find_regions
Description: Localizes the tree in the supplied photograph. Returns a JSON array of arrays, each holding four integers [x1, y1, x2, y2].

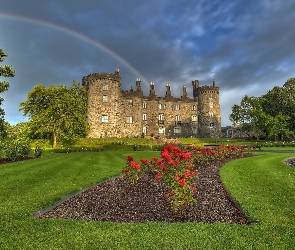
[[266, 113, 292, 141], [230, 95, 269, 140], [19, 81, 88, 148], [0, 49, 15, 138], [262, 78, 295, 135]]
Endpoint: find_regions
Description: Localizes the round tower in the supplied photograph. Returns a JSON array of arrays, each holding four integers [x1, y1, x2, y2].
[[196, 81, 221, 137], [82, 69, 122, 138]]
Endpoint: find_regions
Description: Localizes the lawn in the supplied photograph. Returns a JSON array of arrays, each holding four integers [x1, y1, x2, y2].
[[0, 150, 295, 249]]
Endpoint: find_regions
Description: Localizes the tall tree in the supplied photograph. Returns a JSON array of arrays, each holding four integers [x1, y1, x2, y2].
[[262, 78, 295, 134], [19, 81, 88, 148], [230, 95, 269, 140], [0, 49, 15, 138]]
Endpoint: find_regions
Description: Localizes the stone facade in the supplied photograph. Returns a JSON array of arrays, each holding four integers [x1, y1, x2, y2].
[[82, 69, 221, 138]]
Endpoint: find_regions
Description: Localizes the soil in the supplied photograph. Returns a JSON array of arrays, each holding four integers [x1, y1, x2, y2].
[[40, 156, 253, 224]]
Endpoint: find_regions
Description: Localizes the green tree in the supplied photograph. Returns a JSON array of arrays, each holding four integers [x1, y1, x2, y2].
[[0, 49, 15, 138], [19, 81, 88, 148], [262, 78, 295, 135], [266, 113, 292, 141], [230, 95, 269, 140], [5, 122, 28, 139]]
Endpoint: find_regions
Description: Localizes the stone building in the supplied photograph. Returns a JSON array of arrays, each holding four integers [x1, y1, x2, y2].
[[82, 69, 221, 138]]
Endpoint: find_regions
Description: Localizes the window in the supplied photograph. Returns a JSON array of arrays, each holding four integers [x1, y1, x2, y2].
[[142, 102, 147, 109], [174, 127, 181, 134], [209, 102, 213, 108], [142, 114, 147, 121], [209, 94, 213, 99], [126, 116, 133, 124], [192, 105, 196, 110], [158, 114, 164, 124], [103, 85, 108, 90], [209, 111, 214, 117], [159, 127, 165, 134], [102, 115, 108, 123], [210, 122, 214, 128], [158, 103, 166, 110], [191, 115, 197, 121], [175, 104, 180, 110], [143, 126, 147, 135], [175, 115, 180, 121], [192, 127, 197, 134], [127, 99, 133, 106], [102, 95, 108, 102]]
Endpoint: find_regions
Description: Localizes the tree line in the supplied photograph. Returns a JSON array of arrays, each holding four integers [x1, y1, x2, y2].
[[230, 78, 295, 140]]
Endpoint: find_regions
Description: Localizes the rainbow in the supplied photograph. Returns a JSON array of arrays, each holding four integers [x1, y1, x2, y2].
[[0, 12, 149, 86]]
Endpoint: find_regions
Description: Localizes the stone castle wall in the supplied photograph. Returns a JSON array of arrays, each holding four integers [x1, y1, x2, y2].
[[82, 69, 221, 138]]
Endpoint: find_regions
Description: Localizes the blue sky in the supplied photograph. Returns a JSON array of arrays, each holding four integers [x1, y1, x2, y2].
[[1, 0, 295, 126]]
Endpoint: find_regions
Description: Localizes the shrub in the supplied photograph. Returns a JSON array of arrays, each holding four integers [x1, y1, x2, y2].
[[2, 138, 31, 161], [34, 146, 44, 157]]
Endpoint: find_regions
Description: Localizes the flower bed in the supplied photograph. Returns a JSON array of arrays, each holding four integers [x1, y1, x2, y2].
[[41, 145, 253, 223]]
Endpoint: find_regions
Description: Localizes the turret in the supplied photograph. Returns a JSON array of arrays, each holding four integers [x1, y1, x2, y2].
[[182, 85, 187, 99], [136, 78, 141, 92], [165, 82, 172, 97], [192, 80, 199, 98], [149, 82, 156, 96]]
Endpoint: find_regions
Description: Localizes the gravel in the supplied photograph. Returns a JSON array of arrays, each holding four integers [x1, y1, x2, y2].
[[40, 157, 251, 224]]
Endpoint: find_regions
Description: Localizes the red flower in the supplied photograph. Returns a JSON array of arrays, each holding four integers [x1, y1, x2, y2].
[[168, 159, 175, 166], [126, 156, 134, 162], [155, 172, 162, 180], [156, 159, 165, 166], [129, 161, 140, 170], [179, 179, 186, 187], [184, 171, 190, 178], [162, 166, 168, 171], [122, 169, 129, 174], [190, 170, 196, 176], [161, 150, 172, 159], [174, 174, 181, 181], [140, 159, 150, 165]]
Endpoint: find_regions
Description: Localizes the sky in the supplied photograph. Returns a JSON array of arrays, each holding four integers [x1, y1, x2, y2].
[[1, 0, 295, 127]]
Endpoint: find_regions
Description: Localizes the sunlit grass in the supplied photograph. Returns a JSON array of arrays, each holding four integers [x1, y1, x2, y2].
[[0, 150, 295, 249]]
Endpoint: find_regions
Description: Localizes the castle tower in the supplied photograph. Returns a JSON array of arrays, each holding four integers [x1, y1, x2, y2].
[[192, 80, 199, 99], [196, 81, 221, 137], [82, 69, 122, 138]]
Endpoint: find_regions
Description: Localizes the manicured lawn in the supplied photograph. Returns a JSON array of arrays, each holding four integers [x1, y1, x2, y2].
[[0, 151, 295, 249]]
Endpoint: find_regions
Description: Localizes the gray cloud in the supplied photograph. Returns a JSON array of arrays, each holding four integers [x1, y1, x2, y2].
[[1, 0, 295, 126]]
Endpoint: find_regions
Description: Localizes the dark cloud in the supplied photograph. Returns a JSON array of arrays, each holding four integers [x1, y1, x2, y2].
[[1, 0, 295, 126]]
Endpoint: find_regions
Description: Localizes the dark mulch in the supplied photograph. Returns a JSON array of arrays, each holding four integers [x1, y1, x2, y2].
[[40, 157, 252, 224], [0, 156, 35, 165]]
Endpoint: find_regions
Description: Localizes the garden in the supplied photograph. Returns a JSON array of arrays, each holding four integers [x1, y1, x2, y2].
[[0, 141, 295, 249]]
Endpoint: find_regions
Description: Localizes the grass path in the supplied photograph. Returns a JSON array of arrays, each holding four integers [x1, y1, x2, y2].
[[0, 151, 295, 249]]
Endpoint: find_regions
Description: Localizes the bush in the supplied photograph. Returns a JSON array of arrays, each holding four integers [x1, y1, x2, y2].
[[2, 138, 31, 161], [34, 146, 44, 157]]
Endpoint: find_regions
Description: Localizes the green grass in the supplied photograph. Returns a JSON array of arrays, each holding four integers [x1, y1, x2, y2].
[[0, 151, 295, 249]]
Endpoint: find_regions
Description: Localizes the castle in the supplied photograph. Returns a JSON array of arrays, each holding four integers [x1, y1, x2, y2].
[[82, 69, 221, 138]]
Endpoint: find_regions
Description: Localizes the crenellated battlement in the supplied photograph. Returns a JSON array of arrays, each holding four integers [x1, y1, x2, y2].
[[82, 69, 121, 83], [197, 85, 219, 94]]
